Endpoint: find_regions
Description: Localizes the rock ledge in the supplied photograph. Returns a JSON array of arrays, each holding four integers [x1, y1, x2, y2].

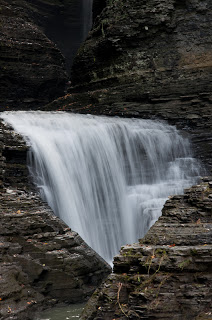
[[81, 180, 212, 320]]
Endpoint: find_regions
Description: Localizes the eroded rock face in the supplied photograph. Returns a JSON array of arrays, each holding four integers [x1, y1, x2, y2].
[[44, 3, 212, 318], [0, 0, 68, 110], [1, 0, 212, 319], [0, 120, 29, 190], [44, 0, 212, 171], [45, 90, 212, 173], [0, 120, 111, 320], [72, 0, 212, 91], [81, 180, 212, 320], [13, 0, 93, 72]]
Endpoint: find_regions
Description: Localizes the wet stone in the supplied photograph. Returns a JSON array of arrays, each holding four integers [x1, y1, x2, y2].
[[81, 182, 212, 319], [0, 121, 111, 320]]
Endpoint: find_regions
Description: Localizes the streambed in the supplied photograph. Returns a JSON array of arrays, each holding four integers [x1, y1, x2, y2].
[[35, 304, 84, 320]]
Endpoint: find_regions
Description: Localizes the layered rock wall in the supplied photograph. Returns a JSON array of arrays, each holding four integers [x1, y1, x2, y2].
[[45, 0, 212, 171], [81, 180, 212, 319], [0, 0, 68, 109], [0, 120, 111, 320], [0, 0, 212, 319], [42, 1, 212, 318], [72, 0, 212, 94]]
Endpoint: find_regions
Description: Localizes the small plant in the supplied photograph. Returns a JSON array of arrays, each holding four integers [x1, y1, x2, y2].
[[178, 259, 191, 270], [144, 247, 167, 276]]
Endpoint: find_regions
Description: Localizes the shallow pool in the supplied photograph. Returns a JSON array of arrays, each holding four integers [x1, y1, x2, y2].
[[35, 304, 84, 320]]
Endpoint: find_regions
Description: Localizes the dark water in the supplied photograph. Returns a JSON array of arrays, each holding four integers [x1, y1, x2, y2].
[[35, 304, 84, 320]]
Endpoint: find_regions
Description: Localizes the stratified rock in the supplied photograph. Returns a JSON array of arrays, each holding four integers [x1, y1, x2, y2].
[[11, 0, 93, 72], [45, 0, 212, 171], [0, 120, 111, 320], [81, 181, 212, 319], [0, 0, 68, 109], [72, 0, 212, 93]]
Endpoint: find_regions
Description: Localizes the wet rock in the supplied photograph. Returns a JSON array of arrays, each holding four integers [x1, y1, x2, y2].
[[44, 0, 212, 172], [0, 120, 111, 320], [0, 0, 68, 110], [0, 119, 30, 190], [81, 181, 212, 319], [0, 0, 212, 319], [0, 190, 111, 320], [12, 0, 93, 73]]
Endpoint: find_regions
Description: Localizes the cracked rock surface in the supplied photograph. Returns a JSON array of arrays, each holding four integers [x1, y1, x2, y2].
[[81, 180, 212, 320]]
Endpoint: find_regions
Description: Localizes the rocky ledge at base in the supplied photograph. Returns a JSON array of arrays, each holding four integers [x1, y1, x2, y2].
[[81, 179, 212, 320], [0, 121, 111, 320]]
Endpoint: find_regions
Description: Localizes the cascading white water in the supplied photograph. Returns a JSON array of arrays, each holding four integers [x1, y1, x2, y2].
[[1, 112, 201, 263]]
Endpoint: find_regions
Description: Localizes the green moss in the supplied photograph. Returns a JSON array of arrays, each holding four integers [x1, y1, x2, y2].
[[190, 249, 198, 256], [178, 259, 191, 270], [155, 248, 168, 257]]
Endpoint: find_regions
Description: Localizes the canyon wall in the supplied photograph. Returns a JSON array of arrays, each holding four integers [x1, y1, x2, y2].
[[0, 0, 212, 319], [0, 120, 111, 320], [0, 0, 68, 109], [81, 179, 212, 320], [46, 0, 212, 171], [45, 0, 212, 318], [72, 0, 212, 93]]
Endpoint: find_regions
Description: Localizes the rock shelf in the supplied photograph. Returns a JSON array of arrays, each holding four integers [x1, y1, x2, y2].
[[81, 179, 212, 319]]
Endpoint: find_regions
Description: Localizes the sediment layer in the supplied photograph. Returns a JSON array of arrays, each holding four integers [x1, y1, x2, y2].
[[0, 120, 111, 320], [0, 0, 68, 109], [81, 179, 212, 319]]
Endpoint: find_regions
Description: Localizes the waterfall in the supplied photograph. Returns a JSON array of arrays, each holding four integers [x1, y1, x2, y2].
[[1, 112, 201, 263], [82, 0, 93, 40]]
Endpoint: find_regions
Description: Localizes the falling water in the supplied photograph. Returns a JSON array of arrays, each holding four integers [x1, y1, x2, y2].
[[82, 0, 93, 40], [1, 112, 201, 263]]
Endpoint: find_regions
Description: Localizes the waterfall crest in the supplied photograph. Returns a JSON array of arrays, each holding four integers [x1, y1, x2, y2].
[[1, 112, 201, 263]]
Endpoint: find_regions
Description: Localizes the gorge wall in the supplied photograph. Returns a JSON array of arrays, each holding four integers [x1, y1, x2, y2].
[[72, 0, 212, 93], [81, 179, 212, 320], [0, 0, 93, 110], [45, 0, 212, 172], [0, 0, 212, 319], [0, 0, 67, 110], [0, 120, 111, 320], [44, 0, 212, 318]]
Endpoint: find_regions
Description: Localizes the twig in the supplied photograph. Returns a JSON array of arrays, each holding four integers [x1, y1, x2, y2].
[[117, 282, 129, 318]]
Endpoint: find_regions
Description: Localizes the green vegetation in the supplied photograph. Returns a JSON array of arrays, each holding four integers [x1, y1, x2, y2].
[[178, 259, 191, 270]]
